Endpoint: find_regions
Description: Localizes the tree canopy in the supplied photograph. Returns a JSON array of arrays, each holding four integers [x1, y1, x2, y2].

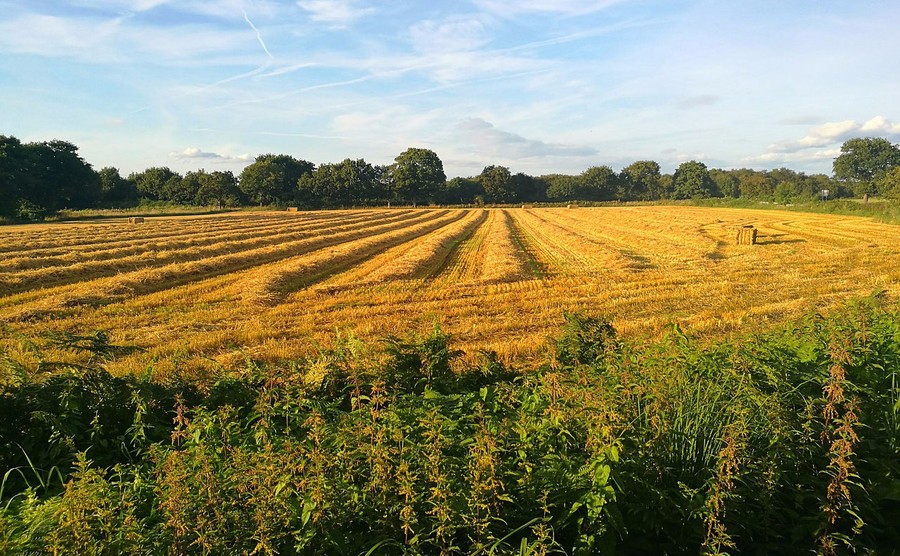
[[4, 132, 899, 221], [389, 148, 446, 206], [833, 137, 900, 196], [672, 161, 719, 200]]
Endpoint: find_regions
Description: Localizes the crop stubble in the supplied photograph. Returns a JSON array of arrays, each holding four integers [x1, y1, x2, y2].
[[1, 206, 898, 378]]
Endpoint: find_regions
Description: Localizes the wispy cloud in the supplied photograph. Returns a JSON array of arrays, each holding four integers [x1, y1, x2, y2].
[[296, 0, 375, 27], [472, 0, 626, 17], [675, 95, 719, 110], [242, 9, 273, 59]]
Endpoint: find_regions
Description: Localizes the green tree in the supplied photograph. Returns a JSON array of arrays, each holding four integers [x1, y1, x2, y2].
[[195, 171, 241, 208], [389, 148, 446, 206], [26, 140, 100, 211], [708, 169, 739, 198], [440, 177, 483, 205], [579, 165, 618, 201], [544, 174, 580, 201], [98, 167, 138, 207], [299, 158, 379, 207], [732, 169, 775, 199], [620, 160, 662, 201], [478, 165, 514, 204], [672, 161, 718, 199], [510, 172, 545, 202], [165, 171, 200, 204], [128, 167, 181, 201], [833, 137, 900, 196], [239, 154, 314, 205], [0, 135, 28, 218], [876, 167, 900, 199]]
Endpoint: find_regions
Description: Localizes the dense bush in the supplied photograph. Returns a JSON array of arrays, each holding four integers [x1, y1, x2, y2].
[[1, 299, 898, 554]]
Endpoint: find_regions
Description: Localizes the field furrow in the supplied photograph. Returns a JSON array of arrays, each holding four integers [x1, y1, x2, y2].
[[327, 209, 486, 286], [0, 210, 390, 268], [0, 211, 416, 296], [2, 206, 898, 375], [0, 211, 448, 319], [469, 209, 531, 284], [510, 209, 630, 274], [239, 210, 468, 305]]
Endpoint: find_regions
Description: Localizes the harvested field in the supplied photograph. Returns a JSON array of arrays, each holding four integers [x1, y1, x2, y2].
[[1, 206, 899, 377]]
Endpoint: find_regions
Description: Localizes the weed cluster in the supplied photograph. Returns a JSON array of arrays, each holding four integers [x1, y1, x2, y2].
[[1, 298, 898, 554]]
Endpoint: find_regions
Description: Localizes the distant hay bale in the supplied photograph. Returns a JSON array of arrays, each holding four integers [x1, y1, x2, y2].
[[286, 207, 299, 212], [735, 225, 757, 245], [521, 203, 534, 209], [567, 203, 578, 209], [128, 217, 144, 224]]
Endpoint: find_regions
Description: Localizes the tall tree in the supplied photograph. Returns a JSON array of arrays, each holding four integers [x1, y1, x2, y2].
[[544, 174, 580, 201], [26, 140, 100, 211], [98, 167, 138, 207], [441, 177, 483, 205], [0, 135, 28, 218], [833, 137, 900, 196], [129, 167, 181, 201], [299, 158, 379, 207], [620, 160, 662, 201], [579, 165, 618, 201], [166, 170, 201, 204], [389, 148, 446, 206], [478, 165, 514, 204], [708, 169, 739, 198], [195, 171, 241, 208], [239, 154, 314, 205], [672, 161, 718, 199], [510, 172, 545, 203]]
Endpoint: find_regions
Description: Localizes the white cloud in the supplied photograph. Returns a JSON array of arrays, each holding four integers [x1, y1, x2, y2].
[[766, 116, 900, 155], [860, 115, 900, 134], [169, 147, 252, 162], [296, 0, 374, 26], [743, 148, 841, 165], [457, 118, 598, 159]]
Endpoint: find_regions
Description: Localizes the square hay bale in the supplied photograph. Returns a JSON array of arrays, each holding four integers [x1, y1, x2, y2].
[[521, 203, 534, 209], [128, 216, 145, 224], [286, 207, 299, 212], [735, 225, 757, 245], [567, 203, 578, 209]]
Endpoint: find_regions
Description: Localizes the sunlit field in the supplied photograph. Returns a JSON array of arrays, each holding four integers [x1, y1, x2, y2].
[[2, 206, 899, 379]]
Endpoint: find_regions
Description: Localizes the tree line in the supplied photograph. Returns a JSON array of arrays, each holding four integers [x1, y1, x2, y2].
[[3, 134, 900, 220]]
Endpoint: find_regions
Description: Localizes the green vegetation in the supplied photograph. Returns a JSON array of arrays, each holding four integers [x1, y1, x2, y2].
[[5, 133, 900, 222], [1, 298, 898, 554]]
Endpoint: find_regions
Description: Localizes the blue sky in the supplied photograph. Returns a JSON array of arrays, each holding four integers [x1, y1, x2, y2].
[[2, 0, 899, 178]]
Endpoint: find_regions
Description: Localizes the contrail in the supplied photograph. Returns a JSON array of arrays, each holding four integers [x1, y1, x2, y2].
[[243, 9, 273, 59]]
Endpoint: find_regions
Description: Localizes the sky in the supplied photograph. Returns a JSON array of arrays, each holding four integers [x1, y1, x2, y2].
[[2, 0, 899, 179]]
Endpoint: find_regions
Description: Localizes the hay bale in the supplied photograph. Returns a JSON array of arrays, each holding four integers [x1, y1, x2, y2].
[[286, 207, 299, 212], [521, 203, 534, 209], [567, 203, 578, 209], [128, 217, 144, 224], [735, 225, 757, 245]]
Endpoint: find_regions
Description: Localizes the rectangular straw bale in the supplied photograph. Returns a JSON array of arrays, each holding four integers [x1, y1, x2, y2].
[[735, 225, 757, 245], [286, 207, 299, 212], [128, 217, 145, 224]]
